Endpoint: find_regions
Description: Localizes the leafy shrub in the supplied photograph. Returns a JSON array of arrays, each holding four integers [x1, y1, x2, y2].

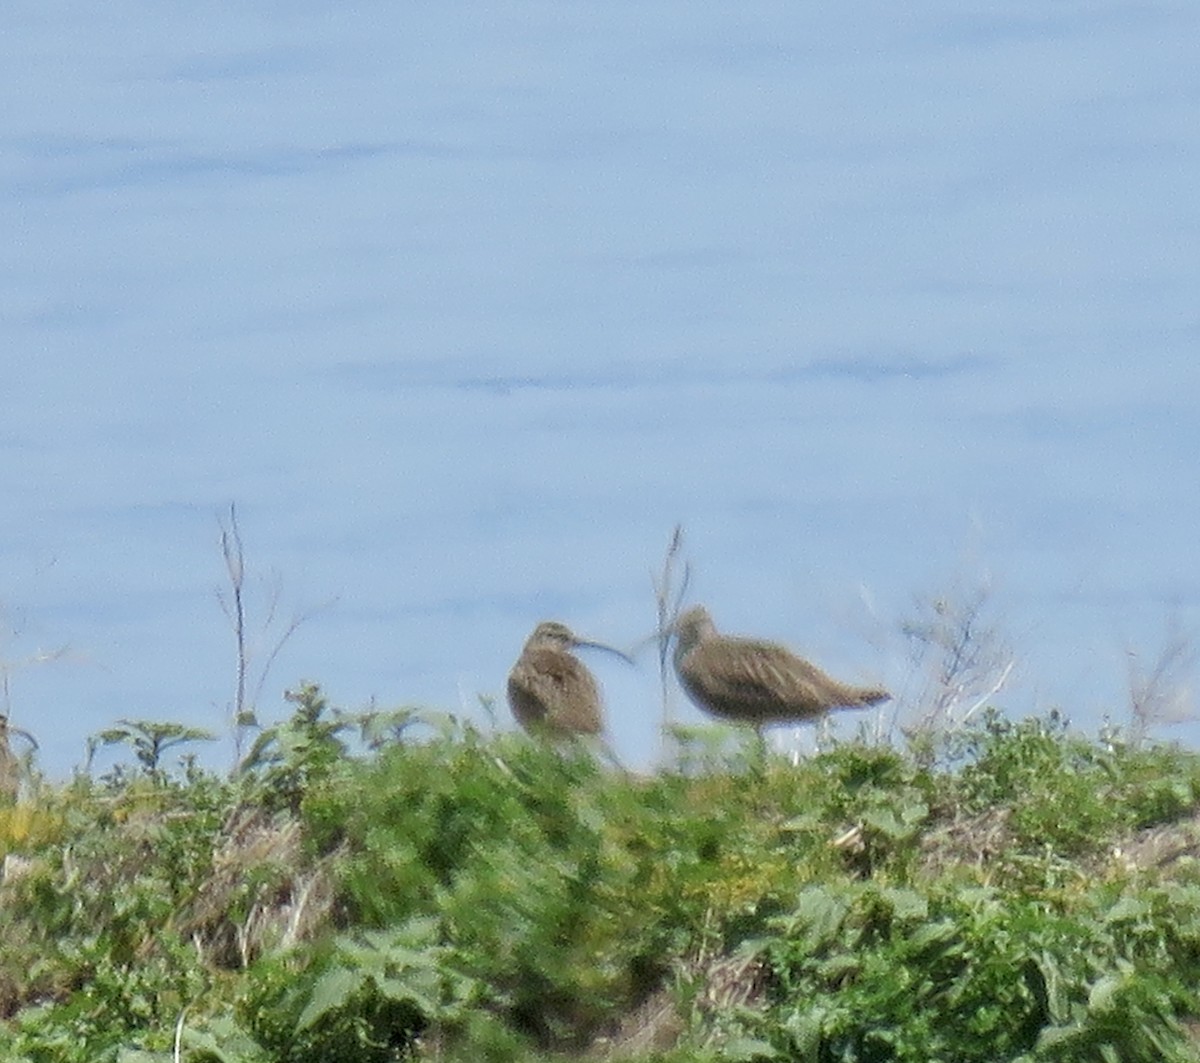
[[757, 880, 1200, 1062], [953, 711, 1200, 858], [304, 732, 668, 1050], [4, 708, 1200, 1061], [242, 916, 482, 1063]]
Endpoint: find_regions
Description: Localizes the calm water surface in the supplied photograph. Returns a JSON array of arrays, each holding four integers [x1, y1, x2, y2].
[[2, 2, 1199, 773]]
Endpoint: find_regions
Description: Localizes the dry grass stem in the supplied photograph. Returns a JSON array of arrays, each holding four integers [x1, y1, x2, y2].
[[1127, 612, 1198, 742], [652, 524, 691, 749]]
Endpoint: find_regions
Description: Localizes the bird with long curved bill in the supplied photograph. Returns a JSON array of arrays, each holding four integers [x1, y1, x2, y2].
[[507, 621, 634, 748], [671, 605, 890, 732]]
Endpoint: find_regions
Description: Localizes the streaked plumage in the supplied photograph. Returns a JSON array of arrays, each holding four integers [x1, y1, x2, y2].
[[673, 606, 890, 726], [507, 621, 630, 739]]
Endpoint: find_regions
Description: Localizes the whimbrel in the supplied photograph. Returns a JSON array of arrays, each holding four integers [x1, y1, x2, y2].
[[507, 621, 632, 740], [672, 606, 890, 728]]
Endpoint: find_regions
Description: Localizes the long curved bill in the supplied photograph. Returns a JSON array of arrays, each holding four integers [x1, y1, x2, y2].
[[626, 625, 676, 659], [572, 638, 636, 665]]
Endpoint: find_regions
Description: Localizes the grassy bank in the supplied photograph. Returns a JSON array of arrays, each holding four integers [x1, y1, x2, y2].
[[2, 687, 1200, 1061]]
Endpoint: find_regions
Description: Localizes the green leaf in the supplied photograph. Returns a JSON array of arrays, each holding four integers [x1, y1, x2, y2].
[[815, 954, 859, 983], [377, 976, 438, 1015], [784, 1008, 825, 1062], [881, 887, 928, 922], [788, 886, 850, 952], [907, 920, 958, 952], [1033, 951, 1070, 1024], [1087, 974, 1125, 1013], [862, 807, 905, 838], [182, 1016, 270, 1062], [1104, 895, 1149, 923], [721, 1035, 779, 1060], [297, 966, 363, 1031], [1035, 1022, 1087, 1053]]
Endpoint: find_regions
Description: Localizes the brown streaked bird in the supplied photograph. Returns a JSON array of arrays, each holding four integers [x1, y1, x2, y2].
[[507, 621, 633, 739], [672, 605, 890, 728]]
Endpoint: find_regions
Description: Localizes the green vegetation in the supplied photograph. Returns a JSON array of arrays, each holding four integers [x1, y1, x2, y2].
[[3, 690, 1200, 1061]]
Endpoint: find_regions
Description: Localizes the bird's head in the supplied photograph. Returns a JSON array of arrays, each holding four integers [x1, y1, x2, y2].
[[525, 620, 577, 649], [671, 605, 717, 654], [523, 621, 634, 663]]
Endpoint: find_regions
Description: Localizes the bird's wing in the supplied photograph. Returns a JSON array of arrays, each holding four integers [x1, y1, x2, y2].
[[684, 634, 892, 721], [682, 639, 820, 715], [507, 648, 603, 733]]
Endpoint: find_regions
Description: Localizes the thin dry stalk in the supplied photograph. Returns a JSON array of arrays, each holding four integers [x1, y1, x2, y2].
[[173, 1006, 189, 1063], [218, 503, 250, 752], [1127, 612, 1198, 743], [958, 659, 1015, 727], [0, 600, 69, 749], [651, 524, 691, 746], [216, 503, 335, 764], [899, 574, 1015, 748], [0, 716, 39, 802]]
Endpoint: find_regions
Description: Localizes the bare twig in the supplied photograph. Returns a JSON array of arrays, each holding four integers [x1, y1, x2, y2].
[[899, 572, 1015, 752], [0, 599, 69, 726], [0, 602, 62, 794], [173, 1004, 189, 1063], [216, 504, 336, 765], [957, 658, 1015, 729], [218, 503, 249, 744], [651, 524, 691, 742], [1126, 611, 1197, 744], [249, 608, 313, 712]]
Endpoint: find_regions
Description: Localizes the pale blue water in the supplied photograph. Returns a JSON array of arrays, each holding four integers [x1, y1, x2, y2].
[[3, 3, 1199, 774]]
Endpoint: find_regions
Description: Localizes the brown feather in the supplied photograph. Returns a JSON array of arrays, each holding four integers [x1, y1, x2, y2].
[[508, 647, 604, 736], [673, 606, 890, 726], [507, 621, 611, 738]]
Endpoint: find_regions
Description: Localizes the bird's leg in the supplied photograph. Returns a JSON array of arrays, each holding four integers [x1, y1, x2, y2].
[[751, 723, 768, 776], [594, 734, 630, 777]]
